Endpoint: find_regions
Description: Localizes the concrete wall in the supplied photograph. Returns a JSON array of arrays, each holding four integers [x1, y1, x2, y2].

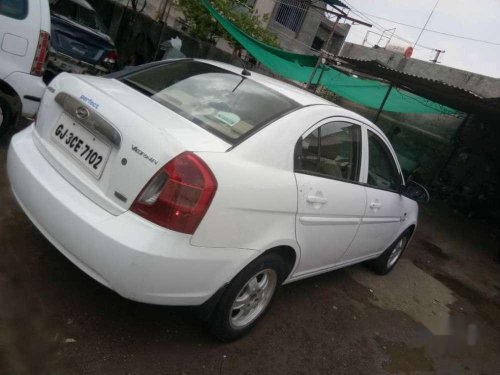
[[107, 1, 350, 56], [266, 1, 350, 55], [254, 0, 275, 28], [340, 42, 500, 98]]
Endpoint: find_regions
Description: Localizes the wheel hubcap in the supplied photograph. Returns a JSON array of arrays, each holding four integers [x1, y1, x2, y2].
[[387, 237, 407, 268], [229, 269, 277, 329]]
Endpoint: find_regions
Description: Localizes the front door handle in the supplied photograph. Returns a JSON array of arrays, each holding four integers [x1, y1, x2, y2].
[[370, 201, 382, 209], [307, 195, 328, 204]]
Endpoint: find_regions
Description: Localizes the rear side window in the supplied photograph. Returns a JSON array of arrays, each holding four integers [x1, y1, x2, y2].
[[295, 121, 362, 182], [120, 61, 299, 144], [0, 0, 28, 19], [367, 130, 401, 191]]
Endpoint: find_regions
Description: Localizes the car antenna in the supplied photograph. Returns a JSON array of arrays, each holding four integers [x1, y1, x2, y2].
[[239, 56, 251, 76]]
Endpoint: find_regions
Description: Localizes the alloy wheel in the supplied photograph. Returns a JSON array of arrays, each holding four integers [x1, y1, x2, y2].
[[229, 269, 277, 329], [387, 237, 408, 268]]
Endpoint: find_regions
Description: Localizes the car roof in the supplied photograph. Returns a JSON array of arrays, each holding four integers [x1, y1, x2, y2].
[[62, 0, 94, 11], [196, 59, 334, 107], [196, 60, 394, 141], [109, 58, 391, 146]]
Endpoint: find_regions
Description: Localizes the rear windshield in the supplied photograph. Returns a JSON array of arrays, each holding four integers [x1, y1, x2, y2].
[[120, 61, 300, 144], [51, 0, 106, 32]]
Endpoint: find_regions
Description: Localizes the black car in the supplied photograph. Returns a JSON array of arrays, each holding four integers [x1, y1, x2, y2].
[[47, 0, 118, 79]]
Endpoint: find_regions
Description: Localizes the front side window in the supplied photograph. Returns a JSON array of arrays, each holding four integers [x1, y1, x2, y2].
[[367, 130, 401, 191], [295, 122, 362, 182], [121, 61, 299, 144], [0, 0, 28, 19]]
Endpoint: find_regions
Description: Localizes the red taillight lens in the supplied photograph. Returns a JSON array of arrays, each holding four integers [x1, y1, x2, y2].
[[31, 31, 50, 76], [131, 152, 217, 234], [103, 50, 118, 65]]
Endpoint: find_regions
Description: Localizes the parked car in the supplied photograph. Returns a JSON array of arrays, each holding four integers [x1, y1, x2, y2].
[[46, 0, 117, 80], [0, 0, 50, 138], [7, 59, 428, 341]]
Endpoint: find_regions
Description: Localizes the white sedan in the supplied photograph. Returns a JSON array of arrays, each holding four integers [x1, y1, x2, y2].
[[7, 59, 428, 340]]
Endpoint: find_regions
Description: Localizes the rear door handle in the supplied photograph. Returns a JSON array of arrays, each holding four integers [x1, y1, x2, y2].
[[370, 201, 382, 209], [307, 195, 328, 204]]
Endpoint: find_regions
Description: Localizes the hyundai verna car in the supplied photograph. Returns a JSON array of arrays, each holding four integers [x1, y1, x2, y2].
[[7, 59, 428, 341]]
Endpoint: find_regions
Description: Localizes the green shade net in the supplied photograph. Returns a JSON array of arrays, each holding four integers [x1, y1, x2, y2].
[[201, 0, 456, 115]]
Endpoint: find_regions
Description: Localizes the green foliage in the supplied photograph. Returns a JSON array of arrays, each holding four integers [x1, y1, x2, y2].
[[176, 0, 279, 48]]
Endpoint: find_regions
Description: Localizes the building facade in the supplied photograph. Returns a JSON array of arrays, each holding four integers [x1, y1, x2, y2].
[[126, 0, 351, 56], [258, 0, 350, 55]]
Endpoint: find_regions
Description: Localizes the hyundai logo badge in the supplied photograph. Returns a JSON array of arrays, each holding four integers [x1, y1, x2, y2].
[[76, 106, 90, 120]]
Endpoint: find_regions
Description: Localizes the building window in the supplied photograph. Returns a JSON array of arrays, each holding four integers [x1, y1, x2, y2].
[[311, 36, 324, 51], [274, 0, 309, 33]]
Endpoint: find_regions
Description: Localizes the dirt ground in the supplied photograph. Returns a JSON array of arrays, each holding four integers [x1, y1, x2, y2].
[[1, 128, 500, 375]]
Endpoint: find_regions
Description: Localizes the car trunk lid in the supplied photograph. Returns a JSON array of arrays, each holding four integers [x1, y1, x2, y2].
[[34, 73, 230, 215], [50, 14, 114, 65]]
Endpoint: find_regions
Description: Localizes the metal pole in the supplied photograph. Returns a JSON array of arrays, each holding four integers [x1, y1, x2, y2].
[[313, 62, 326, 93], [306, 15, 339, 89], [374, 84, 393, 123], [430, 49, 445, 63], [309, 4, 372, 27], [324, 15, 340, 53], [413, 0, 440, 48], [437, 113, 470, 179], [306, 52, 323, 90], [362, 30, 369, 46], [153, 0, 172, 60]]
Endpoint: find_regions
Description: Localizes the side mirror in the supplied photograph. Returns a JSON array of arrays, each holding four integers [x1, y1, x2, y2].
[[401, 180, 430, 203]]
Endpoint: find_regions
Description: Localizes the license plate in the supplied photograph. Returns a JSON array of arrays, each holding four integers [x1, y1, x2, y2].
[[52, 113, 111, 178]]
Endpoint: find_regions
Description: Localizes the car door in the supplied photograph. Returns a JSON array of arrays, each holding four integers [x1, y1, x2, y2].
[[294, 119, 367, 277], [0, 0, 37, 79], [343, 128, 405, 261]]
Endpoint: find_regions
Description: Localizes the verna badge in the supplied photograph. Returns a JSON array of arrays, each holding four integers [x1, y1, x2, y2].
[[76, 106, 90, 120]]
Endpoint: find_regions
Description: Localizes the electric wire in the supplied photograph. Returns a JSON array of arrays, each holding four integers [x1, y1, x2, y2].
[[340, 0, 434, 50], [357, 11, 500, 47]]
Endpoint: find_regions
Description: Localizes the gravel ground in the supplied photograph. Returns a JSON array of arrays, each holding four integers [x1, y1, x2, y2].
[[1, 127, 500, 374]]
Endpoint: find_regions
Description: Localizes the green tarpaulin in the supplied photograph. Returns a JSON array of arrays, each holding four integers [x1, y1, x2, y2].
[[201, 0, 456, 115]]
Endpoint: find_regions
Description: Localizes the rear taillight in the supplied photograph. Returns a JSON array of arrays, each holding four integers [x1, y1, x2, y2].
[[131, 152, 217, 234], [31, 31, 50, 76], [103, 50, 118, 65]]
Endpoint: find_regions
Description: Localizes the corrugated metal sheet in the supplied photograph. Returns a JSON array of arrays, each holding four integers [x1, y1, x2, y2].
[[336, 56, 500, 116]]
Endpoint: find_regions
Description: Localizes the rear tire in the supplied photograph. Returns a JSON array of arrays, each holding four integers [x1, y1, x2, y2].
[[369, 228, 412, 275], [210, 253, 286, 342], [0, 97, 13, 139]]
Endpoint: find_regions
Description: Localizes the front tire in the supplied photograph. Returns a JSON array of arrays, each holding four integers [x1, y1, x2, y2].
[[0, 97, 14, 139], [210, 253, 286, 341], [369, 228, 412, 275]]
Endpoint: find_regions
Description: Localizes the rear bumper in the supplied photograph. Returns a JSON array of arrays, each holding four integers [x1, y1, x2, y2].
[[7, 126, 257, 305], [48, 50, 110, 76], [4, 72, 46, 117]]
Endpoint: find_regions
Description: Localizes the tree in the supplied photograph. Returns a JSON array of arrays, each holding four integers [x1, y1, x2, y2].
[[176, 0, 279, 49]]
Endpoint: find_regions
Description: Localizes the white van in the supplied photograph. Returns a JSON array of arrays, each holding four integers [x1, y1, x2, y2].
[[0, 0, 51, 138]]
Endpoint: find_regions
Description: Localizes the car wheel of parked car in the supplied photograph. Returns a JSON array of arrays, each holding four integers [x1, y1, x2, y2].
[[210, 253, 286, 341], [370, 228, 412, 275], [0, 97, 13, 138]]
